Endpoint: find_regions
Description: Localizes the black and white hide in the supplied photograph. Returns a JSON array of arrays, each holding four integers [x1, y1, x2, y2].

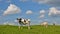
[[17, 18, 30, 29]]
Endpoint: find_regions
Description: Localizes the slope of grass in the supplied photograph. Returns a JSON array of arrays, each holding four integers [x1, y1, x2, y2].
[[0, 25, 60, 34]]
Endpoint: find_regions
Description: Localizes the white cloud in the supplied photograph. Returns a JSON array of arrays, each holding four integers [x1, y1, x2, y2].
[[32, 0, 50, 4], [32, 0, 60, 7], [26, 10, 33, 15], [48, 7, 60, 16], [3, 21, 15, 25], [39, 14, 44, 18], [39, 10, 45, 18], [40, 10, 45, 14], [3, 4, 21, 16], [20, 0, 28, 2]]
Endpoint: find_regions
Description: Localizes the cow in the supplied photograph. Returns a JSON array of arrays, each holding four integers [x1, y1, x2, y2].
[[17, 18, 30, 29], [53, 23, 55, 26], [41, 21, 48, 28]]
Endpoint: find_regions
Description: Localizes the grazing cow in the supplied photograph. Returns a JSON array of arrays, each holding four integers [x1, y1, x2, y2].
[[53, 23, 55, 26], [41, 22, 48, 28], [17, 18, 30, 29]]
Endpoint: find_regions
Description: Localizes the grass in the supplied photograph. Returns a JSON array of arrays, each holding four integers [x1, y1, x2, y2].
[[0, 25, 60, 34]]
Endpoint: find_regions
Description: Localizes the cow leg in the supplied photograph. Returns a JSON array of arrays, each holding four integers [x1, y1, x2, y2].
[[18, 24, 20, 30], [19, 24, 23, 30], [46, 24, 48, 28], [28, 22, 30, 29], [44, 24, 48, 28], [18, 23, 21, 29]]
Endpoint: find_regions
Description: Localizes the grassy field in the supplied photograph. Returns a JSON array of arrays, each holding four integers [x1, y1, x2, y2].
[[0, 25, 60, 34]]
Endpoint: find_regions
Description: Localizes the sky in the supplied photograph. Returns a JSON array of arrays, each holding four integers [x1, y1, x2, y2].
[[0, 0, 60, 25]]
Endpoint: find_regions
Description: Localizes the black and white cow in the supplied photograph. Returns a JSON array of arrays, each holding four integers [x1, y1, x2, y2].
[[17, 18, 30, 29]]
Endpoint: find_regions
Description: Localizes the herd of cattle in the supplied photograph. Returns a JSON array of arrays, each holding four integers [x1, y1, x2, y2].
[[17, 18, 56, 29]]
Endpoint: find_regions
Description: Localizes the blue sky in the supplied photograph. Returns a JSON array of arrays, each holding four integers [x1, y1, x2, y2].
[[0, 0, 60, 25]]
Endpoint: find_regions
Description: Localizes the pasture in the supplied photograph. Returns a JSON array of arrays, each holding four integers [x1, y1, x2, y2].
[[0, 25, 60, 34]]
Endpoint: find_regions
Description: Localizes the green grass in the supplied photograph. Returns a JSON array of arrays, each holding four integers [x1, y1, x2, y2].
[[0, 25, 60, 34]]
